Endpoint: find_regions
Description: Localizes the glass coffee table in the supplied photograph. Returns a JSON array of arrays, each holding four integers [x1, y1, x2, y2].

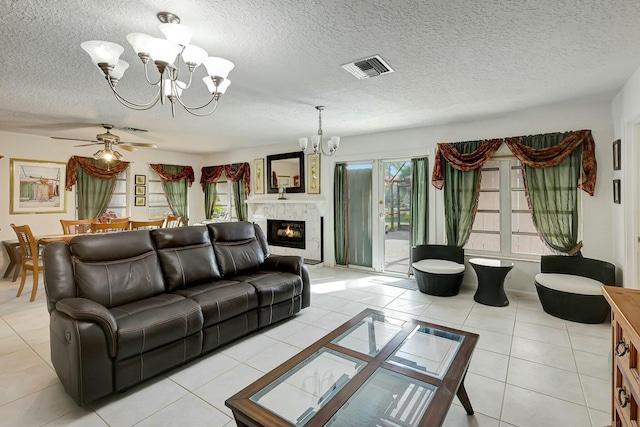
[[225, 309, 479, 427]]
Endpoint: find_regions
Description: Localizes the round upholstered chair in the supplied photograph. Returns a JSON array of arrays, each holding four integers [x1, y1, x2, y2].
[[535, 255, 616, 324], [411, 245, 465, 296]]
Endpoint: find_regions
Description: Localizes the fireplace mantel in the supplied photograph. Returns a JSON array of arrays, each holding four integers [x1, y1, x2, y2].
[[246, 197, 325, 205]]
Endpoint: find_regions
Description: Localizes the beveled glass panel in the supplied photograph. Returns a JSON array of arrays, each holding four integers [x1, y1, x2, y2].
[[250, 348, 365, 426], [331, 313, 405, 356], [388, 325, 464, 379], [324, 368, 436, 427]]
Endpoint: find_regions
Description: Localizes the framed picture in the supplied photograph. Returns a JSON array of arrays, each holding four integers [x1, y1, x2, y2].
[[135, 174, 146, 185], [10, 158, 67, 214], [135, 185, 146, 195], [254, 158, 264, 194], [135, 196, 146, 207], [613, 139, 621, 171], [308, 153, 321, 194], [613, 179, 621, 204]]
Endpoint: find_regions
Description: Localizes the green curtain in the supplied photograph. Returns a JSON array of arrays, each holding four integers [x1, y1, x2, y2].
[[443, 141, 482, 246], [76, 160, 116, 220], [410, 157, 429, 246], [232, 180, 248, 221], [522, 132, 581, 253], [334, 164, 348, 265], [348, 167, 373, 268], [160, 165, 189, 223], [204, 182, 217, 219]]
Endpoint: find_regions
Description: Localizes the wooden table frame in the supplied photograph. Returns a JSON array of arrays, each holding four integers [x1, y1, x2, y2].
[[225, 308, 479, 427]]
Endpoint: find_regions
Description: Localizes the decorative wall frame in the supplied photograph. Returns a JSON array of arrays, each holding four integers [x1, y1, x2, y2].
[[254, 158, 264, 194], [135, 196, 146, 206], [613, 139, 621, 171], [135, 185, 146, 195], [135, 174, 146, 185], [307, 153, 321, 194], [613, 179, 621, 204], [10, 158, 67, 214]]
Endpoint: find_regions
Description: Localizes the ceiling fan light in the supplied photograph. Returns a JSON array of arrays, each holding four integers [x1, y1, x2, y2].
[[111, 60, 129, 80], [159, 23, 193, 46], [126, 33, 153, 55], [81, 40, 124, 66], [93, 149, 104, 160], [203, 57, 234, 79], [113, 150, 123, 160], [146, 37, 181, 65], [102, 149, 114, 161], [182, 44, 208, 67]]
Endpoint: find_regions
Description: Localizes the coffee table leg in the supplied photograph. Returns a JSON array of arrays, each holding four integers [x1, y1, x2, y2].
[[456, 374, 474, 415]]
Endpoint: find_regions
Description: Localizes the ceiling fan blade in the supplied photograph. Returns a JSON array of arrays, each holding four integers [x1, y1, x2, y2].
[[122, 142, 158, 148], [51, 136, 99, 143], [118, 145, 138, 152], [74, 143, 101, 147]]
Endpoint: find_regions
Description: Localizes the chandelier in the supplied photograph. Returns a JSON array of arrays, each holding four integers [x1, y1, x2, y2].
[[298, 106, 340, 156], [80, 11, 234, 117]]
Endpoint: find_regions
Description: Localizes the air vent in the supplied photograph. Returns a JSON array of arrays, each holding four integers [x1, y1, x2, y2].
[[341, 55, 394, 80]]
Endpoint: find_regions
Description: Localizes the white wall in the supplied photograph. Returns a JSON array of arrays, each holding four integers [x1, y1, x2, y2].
[[0, 131, 206, 272], [205, 98, 615, 294]]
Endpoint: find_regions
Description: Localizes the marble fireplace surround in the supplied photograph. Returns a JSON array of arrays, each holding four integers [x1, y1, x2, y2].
[[246, 198, 325, 262]]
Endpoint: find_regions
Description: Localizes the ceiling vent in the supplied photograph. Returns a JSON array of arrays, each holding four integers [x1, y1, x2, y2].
[[341, 55, 394, 80]]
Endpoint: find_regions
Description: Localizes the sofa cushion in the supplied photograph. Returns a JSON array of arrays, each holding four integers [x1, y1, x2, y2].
[[535, 273, 603, 296], [208, 223, 265, 276], [247, 273, 304, 308], [174, 281, 258, 327], [151, 226, 222, 291], [412, 259, 465, 275], [110, 295, 203, 360], [71, 231, 165, 308]]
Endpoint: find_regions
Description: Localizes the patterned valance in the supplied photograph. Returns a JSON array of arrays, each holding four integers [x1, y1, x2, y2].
[[200, 162, 250, 195], [66, 156, 130, 190], [149, 164, 195, 187], [431, 130, 597, 196]]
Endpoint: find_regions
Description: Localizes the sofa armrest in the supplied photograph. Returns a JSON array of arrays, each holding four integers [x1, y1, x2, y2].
[[56, 298, 118, 357], [263, 255, 303, 275]]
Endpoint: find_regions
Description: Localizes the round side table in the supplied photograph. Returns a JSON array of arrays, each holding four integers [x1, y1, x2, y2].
[[468, 258, 514, 307]]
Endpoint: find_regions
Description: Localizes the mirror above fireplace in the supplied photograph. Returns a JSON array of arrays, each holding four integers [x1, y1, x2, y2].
[[266, 151, 305, 194]]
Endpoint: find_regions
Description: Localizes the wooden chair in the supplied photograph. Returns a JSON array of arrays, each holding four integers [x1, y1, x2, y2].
[[10, 224, 44, 302], [91, 222, 130, 233], [60, 219, 94, 235], [164, 215, 183, 228], [130, 219, 165, 230], [101, 217, 130, 224]]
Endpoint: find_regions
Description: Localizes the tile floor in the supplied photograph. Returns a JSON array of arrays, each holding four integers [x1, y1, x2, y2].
[[0, 266, 611, 427]]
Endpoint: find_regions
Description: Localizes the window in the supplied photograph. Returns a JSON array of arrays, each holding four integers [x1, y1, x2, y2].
[[75, 170, 127, 219], [210, 179, 236, 221], [465, 159, 553, 258], [148, 169, 172, 218]]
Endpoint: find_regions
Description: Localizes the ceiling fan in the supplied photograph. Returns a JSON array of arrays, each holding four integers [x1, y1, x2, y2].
[[51, 123, 158, 161]]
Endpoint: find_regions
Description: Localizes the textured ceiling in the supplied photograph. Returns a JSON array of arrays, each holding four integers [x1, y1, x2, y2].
[[2, 0, 640, 153]]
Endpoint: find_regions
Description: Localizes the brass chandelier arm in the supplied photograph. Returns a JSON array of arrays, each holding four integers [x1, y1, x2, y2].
[[107, 77, 162, 110]]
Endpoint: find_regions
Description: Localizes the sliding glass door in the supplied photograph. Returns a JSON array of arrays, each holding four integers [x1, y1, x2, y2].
[[382, 160, 412, 274]]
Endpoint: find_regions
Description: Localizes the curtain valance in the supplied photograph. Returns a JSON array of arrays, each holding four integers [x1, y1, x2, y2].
[[66, 156, 130, 190], [431, 130, 597, 195], [200, 162, 250, 195], [149, 164, 195, 187]]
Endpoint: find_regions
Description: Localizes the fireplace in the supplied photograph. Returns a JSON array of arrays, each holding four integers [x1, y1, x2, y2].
[[267, 219, 305, 249]]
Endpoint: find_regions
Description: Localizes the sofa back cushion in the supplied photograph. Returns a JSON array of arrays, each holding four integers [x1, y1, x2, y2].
[[70, 231, 165, 308], [208, 222, 265, 276], [151, 226, 222, 291]]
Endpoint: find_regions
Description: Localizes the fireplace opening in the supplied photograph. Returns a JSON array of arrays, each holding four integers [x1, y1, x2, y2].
[[267, 219, 305, 249]]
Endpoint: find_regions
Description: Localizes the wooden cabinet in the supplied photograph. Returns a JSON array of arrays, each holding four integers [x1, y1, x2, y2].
[[603, 286, 640, 427]]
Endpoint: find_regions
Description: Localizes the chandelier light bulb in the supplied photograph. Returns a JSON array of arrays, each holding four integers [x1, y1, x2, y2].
[[299, 138, 309, 151], [203, 57, 235, 79], [182, 44, 208, 67], [81, 41, 124, 66], [159, 23, 193, 46], [217, 79, 231, 94], [126, 33, 153, 55], [145, 37, 181, 65], [111, 60, 129, 80]]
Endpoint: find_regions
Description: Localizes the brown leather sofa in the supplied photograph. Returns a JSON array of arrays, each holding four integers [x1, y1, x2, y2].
[[43, 222, 310, 405]]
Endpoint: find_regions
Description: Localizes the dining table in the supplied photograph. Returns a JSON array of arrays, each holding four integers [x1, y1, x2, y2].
[[37, 234, 76, 246]]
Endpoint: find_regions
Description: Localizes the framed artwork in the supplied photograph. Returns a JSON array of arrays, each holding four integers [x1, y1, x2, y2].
[[613, 139, 621, 171], [135, 196, 146, 207], [10, 158, 67, 214], [135, 185, 146, 195], [254, 158, 264, 194], [308, 153, 321, 194], [135, 174, 146, 185], [613, 179, 621, 204]]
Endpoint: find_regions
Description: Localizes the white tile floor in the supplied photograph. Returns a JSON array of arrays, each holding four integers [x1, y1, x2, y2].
[[0, 266, 611, 427]]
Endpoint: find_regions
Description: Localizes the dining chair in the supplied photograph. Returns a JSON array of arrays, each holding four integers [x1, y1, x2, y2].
[[164, 215, 183, 228], [60, 219, 95, 235], [10, 223, 44, 302], [130, 219, 165, 230], [101, 217, 130, 224], [91, 222, 130, 233]]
